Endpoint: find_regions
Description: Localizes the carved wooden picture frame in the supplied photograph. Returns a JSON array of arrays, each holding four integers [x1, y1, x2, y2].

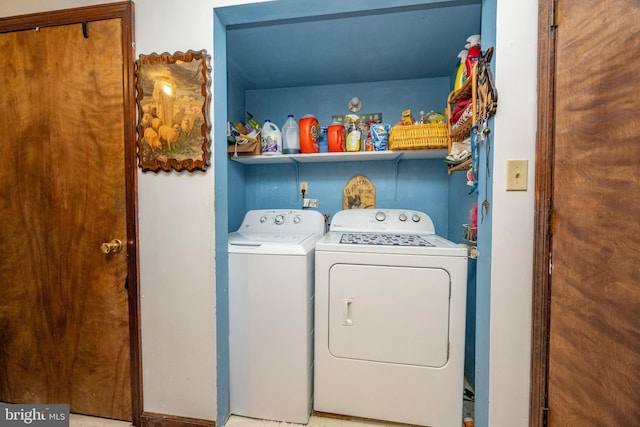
[[135, 50, 212, 172]]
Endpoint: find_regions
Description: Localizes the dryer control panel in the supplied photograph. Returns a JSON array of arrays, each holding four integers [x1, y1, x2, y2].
[[238, 209, 325, 236], [329, 209, 435, 235]]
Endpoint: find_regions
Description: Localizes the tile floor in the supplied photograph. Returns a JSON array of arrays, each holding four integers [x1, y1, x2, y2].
[[70, 414, 132, 427], [66, 413, 417, 427], [225, 414, 418, 427]]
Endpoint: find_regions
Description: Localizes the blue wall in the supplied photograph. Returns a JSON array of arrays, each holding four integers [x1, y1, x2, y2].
[[239, 159, 450, 233], [474, 0, 497, 426], [213, 10, 231, 427], [448, 166, 476, 243], [217, 3, 489, 426], [229, 73, 479, 394], [228, 77, 453, 233], [448, 167, 478, 388], [244, 77, 450, 132]]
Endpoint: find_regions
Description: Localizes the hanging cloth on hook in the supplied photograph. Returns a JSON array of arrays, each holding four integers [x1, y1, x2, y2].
[[477, 47, 498, 122], [469, 124, 480, 193], [469, 47, 497, 223]]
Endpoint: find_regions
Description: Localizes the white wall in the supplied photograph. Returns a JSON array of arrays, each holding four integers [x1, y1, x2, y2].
[[0, 0, 111, 15], [135, 0, 268, 419], [1, 0, 538, 424], [134, 0, 217, 420], [489, 0, 537, 425], [0, 0, 219, 420]]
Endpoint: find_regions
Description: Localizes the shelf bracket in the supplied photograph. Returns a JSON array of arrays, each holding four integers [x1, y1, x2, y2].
[[291, 158, 301, 196], [393, 154, 403, 199]]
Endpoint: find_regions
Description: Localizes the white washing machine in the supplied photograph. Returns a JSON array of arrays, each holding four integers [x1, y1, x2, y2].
[[314, 209, 468, 427], [228, 209, 325, 424]]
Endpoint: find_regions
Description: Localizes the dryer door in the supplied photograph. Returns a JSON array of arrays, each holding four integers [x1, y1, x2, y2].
[[328, 263, 450, 367]]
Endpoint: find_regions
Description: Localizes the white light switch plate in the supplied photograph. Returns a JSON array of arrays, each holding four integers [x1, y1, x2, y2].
[[506, 160, 528, 191]]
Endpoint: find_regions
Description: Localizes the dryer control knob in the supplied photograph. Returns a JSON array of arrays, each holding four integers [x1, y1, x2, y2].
[[260, 216, 267, 223], [293, 216, 301, 224], [399, 213, 407, 222], [275, 214, 285, 225], [412, 214, 421, 222], [375, 211, 386, 222]]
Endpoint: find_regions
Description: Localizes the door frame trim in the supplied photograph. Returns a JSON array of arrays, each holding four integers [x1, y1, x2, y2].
[[530, 0, 555, 426], [0, 2, 142, 425]]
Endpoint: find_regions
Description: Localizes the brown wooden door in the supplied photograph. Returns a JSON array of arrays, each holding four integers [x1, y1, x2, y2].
[[533, 0, 640, 425], [0, 13, 136, 422]]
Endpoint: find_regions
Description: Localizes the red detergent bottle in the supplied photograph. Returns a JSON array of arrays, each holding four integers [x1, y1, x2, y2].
[[299, 114, 319, 153], [465, 34, 481, 77]]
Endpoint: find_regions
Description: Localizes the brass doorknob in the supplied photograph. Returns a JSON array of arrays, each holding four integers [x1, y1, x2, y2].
[[100, 239, 122, 254]]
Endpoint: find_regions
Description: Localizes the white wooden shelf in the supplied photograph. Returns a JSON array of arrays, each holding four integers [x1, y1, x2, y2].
[[228, 149, 448, 165]]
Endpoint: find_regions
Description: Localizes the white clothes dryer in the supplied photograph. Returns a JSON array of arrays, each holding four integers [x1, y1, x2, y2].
[[314, 209, 468, 427], [228, 209, 325, 424]]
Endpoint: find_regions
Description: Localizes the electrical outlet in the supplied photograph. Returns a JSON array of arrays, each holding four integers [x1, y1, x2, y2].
[[506, 160, 528, 191], [300, 181, 309, 196]]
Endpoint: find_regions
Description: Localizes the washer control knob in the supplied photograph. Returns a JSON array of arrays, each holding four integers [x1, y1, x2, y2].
[[275, 214, 285, 225], [412, 214, 421, 223], [375, 211, 386, 222], [260, 216, 267, 223], [293, 216, 301, 224], [399, 213, 407, 222]]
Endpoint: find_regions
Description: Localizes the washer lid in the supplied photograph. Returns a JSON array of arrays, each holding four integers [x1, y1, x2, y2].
[[229, 209, 326, 254], [229, 231, 319, 255], [234, 209, 325, 236]]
